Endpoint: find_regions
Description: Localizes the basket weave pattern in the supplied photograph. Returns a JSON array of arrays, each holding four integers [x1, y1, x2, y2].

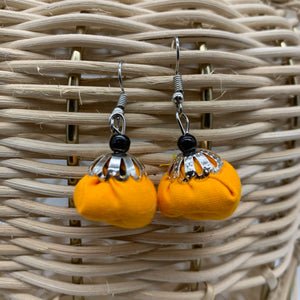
[[0, 0, 300, 299]]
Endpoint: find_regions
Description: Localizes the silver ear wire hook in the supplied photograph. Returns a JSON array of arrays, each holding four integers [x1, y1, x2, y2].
[[109, 61, 128, 135], [118, 60, 125, 93], [116, 60, 128, 110], [176, 110, 190, 135], [171, 36, 180, 75], [171, 37, 189, 135], [89, 60, 147, 182], [172, 37, 184, 105]]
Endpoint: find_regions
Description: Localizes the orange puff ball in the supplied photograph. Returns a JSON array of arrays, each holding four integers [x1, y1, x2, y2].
[[74, 175, 157, 229], [158, 161, 241, 220]]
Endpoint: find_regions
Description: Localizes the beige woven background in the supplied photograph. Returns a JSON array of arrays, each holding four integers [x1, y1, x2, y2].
[[0, 0, 300, 299]]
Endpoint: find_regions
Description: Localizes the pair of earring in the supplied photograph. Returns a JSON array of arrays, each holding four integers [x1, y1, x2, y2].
[[74, 38, 241, 229]]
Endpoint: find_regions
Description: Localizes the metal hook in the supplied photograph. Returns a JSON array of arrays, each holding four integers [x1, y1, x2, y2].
[[118, 60, 125, 93], [116, 60, 128, 110], [172, 37, 184, 104], [176, 111, 190, 135], [171, 36, 180, 75], [109, 61, 127, 135], [109, 111, 126, 135], [171, 36, 189, 134]]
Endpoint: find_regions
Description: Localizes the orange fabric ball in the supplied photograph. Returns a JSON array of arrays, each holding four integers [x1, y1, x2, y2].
[[74, 175, 157, 229], [158, 161, 241, 220]]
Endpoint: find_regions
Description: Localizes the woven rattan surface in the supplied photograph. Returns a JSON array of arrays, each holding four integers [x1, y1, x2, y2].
[[0, 0, 300, 299]]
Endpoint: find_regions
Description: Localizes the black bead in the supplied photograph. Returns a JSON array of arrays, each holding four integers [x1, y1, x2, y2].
[[177, 134, 197, 155], [109, 134, 130, 153]]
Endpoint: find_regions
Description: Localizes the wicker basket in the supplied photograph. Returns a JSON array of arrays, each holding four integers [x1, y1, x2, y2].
[[0, 0, 300, 299]]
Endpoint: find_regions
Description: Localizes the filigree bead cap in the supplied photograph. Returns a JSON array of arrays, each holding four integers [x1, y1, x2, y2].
[[169, 134, 223, 181], [89, 134, 145, 181]]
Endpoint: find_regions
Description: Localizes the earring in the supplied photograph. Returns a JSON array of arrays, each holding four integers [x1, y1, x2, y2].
[[158, 37, 241, 221], [74, 61, 157, 229]]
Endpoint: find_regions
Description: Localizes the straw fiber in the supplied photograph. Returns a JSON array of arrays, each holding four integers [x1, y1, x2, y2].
[[0, 0, 300, 299]]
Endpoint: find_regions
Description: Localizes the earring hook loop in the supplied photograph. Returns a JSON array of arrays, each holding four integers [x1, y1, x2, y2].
[[109, 61, 127, 135], [171, 36, 189, 135], [171, 36, 180, 75], [118, 60, 125, 93], [176, 111, 190, 135]]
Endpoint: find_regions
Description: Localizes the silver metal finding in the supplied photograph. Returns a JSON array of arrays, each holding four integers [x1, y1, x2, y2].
[[118, 60, 125, 93], [109, 61, 128, 135], [172, 36, 189, 135], [169, 37, 225, 181], [89, 61, 146, 181], [171, 36, 180, 75], [176, 111, 190, 135], [173, 74, 184, 105], [89, 153, 146, 181], [172, 37, 184, 105], [169, 149, 223, 182], [109, 110, 126, 135]]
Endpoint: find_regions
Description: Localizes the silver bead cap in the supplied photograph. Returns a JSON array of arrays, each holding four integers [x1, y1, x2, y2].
[[89, 153, 145, 181], [169, 149, 223, 182]]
